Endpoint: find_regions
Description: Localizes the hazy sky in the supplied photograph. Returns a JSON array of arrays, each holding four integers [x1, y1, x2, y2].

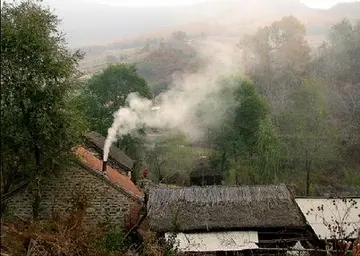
[[86, 0, 359, 8]]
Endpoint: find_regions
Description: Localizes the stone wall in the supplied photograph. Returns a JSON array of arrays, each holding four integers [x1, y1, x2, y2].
[[3, 164, 143, 228]]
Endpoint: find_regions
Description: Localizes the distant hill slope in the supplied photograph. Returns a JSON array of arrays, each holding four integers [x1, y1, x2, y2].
[[47, 0, 313, 47], [76, 1, 360, 53], [136, 41, 203, 95], [79, 37, 206, 95], [77, 1, 360, 94]]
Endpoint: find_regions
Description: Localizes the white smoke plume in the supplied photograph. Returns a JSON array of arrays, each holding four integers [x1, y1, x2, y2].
[[103, 39, 243, 161]]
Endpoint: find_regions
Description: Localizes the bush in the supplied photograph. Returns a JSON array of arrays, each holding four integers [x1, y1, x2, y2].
[[1, 200, 131, 256], [97, 226, 128, 255], [140, 230, 179, 256], [1, 205, 101, 255], [344, 168, 360, 189]]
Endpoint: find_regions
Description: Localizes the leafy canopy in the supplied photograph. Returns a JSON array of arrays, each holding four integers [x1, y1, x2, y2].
[[1, 0, 86, 193], [76, 63, 152, 164], [78, 63, 152, 136]]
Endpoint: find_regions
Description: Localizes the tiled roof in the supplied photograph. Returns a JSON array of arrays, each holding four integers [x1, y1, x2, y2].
[[75, 146, 144, 201]]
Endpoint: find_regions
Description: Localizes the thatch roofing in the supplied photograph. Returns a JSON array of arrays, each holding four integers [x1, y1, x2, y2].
[[85, 132, 134, 171], [147, 184, 306, 233]]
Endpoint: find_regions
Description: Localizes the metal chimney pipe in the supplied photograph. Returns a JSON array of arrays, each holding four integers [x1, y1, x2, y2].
[[102, 160, 107, 173]]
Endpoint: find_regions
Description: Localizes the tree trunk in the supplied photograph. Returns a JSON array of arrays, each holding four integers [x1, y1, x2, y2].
[[305, 149, 312, 196], [32, 145, 41, 219], [220, 149, 227, 173]]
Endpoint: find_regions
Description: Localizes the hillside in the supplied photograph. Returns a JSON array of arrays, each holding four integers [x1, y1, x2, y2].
[[47, 0, 359, 48], [77, 1, 360, 94], [71, 0, 359, 48], [136, 42, 203, 94], [47, 0, 309, 47]]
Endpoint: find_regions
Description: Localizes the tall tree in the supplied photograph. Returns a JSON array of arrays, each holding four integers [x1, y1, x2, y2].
[[240, 16, 311, 114], [279, 79, 340, 195], [79, 63, 152, 135], [206, 76, 280, 184], [1, 0, 86, 207], [254, 118, 282, 184], [312, 19, 360, 166], [78, 63, 152, 161]]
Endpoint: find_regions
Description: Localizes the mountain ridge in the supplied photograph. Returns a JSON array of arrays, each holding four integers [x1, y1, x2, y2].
[[44, 0, 359, 47]]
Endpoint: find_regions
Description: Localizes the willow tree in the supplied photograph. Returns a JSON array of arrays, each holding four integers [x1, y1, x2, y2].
[[1, 0, 86, 215], [205, 76, 281, 184]]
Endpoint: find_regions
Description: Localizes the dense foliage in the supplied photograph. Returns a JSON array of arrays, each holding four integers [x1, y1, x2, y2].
[[75, 63, 152, 172], [237, 17, 360, 194], [77, 63, 152, 136], [0, 0, 87, 201], [145, 17, 360, 193]]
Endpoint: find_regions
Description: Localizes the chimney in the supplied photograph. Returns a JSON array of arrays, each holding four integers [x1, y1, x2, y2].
[[102, 160, 107, 173]]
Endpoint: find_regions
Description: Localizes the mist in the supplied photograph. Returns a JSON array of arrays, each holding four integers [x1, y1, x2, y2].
[[103, 40, 243, 161], [41, 0, 335, 47]]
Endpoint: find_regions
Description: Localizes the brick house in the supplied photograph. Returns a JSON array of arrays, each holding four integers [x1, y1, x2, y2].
[[2, 137, 144, 230]]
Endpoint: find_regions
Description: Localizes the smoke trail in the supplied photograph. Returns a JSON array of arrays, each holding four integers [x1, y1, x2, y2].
[[103, 93, 153, 161], [103, 39, 243, 161]]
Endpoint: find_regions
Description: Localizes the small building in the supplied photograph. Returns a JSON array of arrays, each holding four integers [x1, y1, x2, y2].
[[84, 131, 134, 178], [190, 157, 223, 186], [147, 184, 311, 255], [2, 140, 144, 230]]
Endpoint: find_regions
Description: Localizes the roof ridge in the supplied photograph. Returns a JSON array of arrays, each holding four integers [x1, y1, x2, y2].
[[150, 183, 288, 190]]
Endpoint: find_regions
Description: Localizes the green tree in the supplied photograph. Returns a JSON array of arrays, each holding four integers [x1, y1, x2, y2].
[[312, 20, 360, 166], [254, 118, 282, 184], [79, 63, 152, 135], [1, 0, 86, 211], [206, 76, 281, 184], [78, 63, 152, 162], [313, 19, 360, 86], [279, 79, 340, 195], [211, 77, 268, 159]]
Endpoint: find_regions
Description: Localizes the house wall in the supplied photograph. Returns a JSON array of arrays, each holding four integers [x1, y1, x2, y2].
[[3, 165, 142, 228]]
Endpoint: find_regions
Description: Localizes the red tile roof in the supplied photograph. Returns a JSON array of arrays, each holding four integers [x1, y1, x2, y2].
[[75, 146, 144, 200]]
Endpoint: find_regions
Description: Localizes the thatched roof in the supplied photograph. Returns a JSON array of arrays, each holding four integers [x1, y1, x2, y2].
[[147, 184, 306, 233], [85, 132, 134, 171]]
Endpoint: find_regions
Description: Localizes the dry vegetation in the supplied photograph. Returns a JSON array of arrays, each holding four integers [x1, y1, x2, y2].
[[0, 200, 177, 256], [137, 44, 201, 94], [1, 201, 103, 256]]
